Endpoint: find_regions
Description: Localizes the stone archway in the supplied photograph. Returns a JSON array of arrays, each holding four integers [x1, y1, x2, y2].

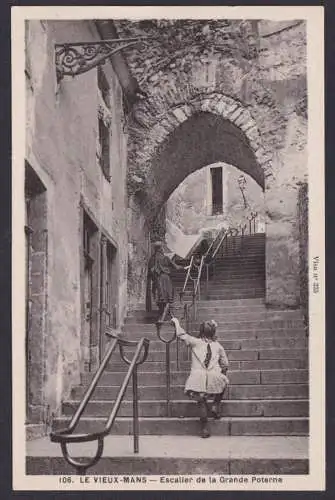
[[128, 93, 270, 221], [122, 20, 307, 311], [127, 94, 272, 308]]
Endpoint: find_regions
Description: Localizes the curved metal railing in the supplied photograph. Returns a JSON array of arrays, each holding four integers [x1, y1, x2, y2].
[[180, 255, 194, 301], [156, 304, 177, 417], [50, 332, 150, 474], [205, 226, 230, 263]]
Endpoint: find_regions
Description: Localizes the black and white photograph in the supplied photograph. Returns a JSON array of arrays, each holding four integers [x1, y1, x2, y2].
[[12, 5, 325, 491]]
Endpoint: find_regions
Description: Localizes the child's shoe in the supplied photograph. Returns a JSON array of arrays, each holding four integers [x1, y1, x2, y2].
[[200, 418, 211, 438], [211, 404, 221, 420]]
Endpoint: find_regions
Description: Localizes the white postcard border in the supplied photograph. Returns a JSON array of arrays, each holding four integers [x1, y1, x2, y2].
[[11, 5, 325, 491]]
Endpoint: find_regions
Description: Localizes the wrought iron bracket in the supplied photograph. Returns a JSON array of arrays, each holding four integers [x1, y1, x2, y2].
[[55, 37, 151, 83]]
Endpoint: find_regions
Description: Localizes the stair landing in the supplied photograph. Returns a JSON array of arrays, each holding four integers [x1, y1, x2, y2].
[[26, 435, 308, 475]]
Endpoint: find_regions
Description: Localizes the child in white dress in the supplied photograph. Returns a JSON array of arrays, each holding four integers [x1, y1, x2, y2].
[[171, 317, 229, 438]]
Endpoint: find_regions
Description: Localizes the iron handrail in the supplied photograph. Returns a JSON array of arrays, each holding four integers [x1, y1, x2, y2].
[[156, 303, 177, 416], [50, 333, 150, 474], [179, 255, 194, 301], [176, 253, 205, 367], [203, 226, 228, 263], [210, 228, 231, 261], [193, 255, 205, 300]]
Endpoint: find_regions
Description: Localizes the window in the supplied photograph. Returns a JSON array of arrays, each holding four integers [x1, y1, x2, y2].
[[97, 67, 111, 181], [211, 166, 223, 215]]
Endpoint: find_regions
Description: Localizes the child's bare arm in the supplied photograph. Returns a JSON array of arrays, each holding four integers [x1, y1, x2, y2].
[[171, 318, 198, 347]]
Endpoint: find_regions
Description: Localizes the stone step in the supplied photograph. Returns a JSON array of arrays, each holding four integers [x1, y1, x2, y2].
[[203, 292, 265, 300], [209, 262, 265, 269], [123, 319, 305, 332], [110, 345, 308, 362], [180, 276, 266, 284], [196, 304, 302, 312], [174, 279, 266, 289], [173, 260, 265, 271], [108, 339, 307, 359], [205, 280, 265, 288], [117, 332, 307, 350], [72, 383, 309, 401], [173, 271, 266, 282], [126, 300, 294, 323], [105, 358, 309, 374], [52, 416, 309, 436], [207, 271, 265, 278], [128, 328, 307, 339], [104, 357, 308, 373], [81, 369, 308, 386], [25, 455, 309, 476], [26, 435, 308, 475], [125, 310, 303, 324], [204, 288, 265, 294], [130, 298, 266, 311], [154, 289, 267, 301], [212, 258, 265, 265], [193, 298, 266, 306], [62, 399, 309, 418], [172, 272, 266, 283], [105, 347, 308, 363]]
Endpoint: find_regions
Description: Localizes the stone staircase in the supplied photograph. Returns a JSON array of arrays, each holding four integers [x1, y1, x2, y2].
[[26, 233, 309, 475], [172, 233, 266, 301]]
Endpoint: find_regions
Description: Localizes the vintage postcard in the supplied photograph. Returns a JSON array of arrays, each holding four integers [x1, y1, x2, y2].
[[12, 5, 325, 491]]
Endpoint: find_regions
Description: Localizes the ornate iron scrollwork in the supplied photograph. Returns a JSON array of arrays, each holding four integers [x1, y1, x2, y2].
[[55, 37, 150, 83]]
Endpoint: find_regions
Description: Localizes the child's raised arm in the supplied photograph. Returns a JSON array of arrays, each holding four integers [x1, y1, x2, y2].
[[171, 318, 198, 347]]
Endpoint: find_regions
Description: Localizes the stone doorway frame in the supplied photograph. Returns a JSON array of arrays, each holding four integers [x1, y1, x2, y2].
[[25, 161, 48, 424]]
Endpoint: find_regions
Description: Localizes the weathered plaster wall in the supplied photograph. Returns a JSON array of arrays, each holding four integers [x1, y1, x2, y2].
[[25, 20, 128, 420], [166, 163, 265, 235]]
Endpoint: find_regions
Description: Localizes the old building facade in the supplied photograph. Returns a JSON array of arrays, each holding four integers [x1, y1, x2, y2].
[[25, 20, 129, 426]]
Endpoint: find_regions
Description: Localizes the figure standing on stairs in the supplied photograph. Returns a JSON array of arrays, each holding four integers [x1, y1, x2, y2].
[[147, 240, 185, 319], [171, 318, 229, 438]]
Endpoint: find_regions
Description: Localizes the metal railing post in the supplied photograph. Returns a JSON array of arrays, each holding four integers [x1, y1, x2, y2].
[[166, 342, 171, 417], [206, 264, 209, 297], [132, 365, 139, 453], [156, 314, 176, 418], [176, 336, 180, 370]]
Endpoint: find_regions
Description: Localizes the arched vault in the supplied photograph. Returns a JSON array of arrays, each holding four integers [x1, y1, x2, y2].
[[128, 94, 269, 223]]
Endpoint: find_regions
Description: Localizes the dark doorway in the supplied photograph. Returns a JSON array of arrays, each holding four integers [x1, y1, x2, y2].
[[81, 211, 100, 371], [99, 237, 118, 360], [25, 162, 47, 423]]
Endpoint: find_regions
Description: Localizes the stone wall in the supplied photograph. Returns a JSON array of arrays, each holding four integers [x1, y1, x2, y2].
[[298, 183, 309, 325], [259, 21, 308, 307], [25, 20, 128, 421]]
